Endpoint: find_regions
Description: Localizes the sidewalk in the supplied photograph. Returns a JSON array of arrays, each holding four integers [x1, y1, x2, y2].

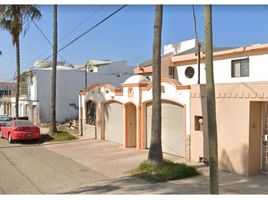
[[43, 139, 268, 194], [57, 167, 268, 194]]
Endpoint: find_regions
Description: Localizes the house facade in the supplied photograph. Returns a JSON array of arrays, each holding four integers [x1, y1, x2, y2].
[[0, 82, 16, 116], [79, 40, 268, 176], [79, 76, 190, 159], [15, 60, 133, 124]]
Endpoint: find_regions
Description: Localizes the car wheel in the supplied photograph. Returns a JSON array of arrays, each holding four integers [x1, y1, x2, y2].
[[8, 134, 13, 143], [0, 130, 3, 138]]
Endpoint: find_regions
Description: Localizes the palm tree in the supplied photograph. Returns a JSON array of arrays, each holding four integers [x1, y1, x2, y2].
[[147, 5, 163, 166], [204, 5, 219, 194], [50, 5, 57, 134], [0, 5, 41, 119]]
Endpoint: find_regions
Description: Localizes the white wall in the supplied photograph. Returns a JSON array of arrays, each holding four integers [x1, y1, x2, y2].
[[177, 54, 268, 85], [164, 39, 196, 55], [97, 61, 133, 74], [34, 68, 131, 123]]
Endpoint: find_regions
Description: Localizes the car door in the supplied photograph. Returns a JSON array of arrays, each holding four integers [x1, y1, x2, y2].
[[2, 121, 12, 139]]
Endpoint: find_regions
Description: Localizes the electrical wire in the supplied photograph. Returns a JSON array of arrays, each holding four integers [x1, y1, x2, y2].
[[25, 6, 107, 67], [59, 5, 105, 43], [26, 12, 71, 65], [42, 5, 127, 62], [192, 5, 199, 42]]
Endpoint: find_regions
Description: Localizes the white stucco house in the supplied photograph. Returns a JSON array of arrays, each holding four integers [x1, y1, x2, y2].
[[79, 39, 268, 176], [12, 59, 133, 124]]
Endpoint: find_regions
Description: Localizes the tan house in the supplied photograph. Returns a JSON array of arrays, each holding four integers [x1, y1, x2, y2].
[[79, 40, 268, 176]]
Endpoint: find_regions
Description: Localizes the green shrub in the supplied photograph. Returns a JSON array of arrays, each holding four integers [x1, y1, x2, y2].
[[39, 131, 77, 143], [130, 159, 199, 183]]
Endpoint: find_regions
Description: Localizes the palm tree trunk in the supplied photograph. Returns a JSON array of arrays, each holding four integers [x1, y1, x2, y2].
[[148, 5, 163, 166], [15, 38, 20, 119], [204, 5, 219, 194], [50, 5, 57, 134]]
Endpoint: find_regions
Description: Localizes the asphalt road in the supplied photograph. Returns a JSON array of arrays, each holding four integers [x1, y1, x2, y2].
[[0, 139, 108, 194]]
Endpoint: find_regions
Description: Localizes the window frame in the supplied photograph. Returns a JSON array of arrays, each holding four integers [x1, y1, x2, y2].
[[231, 58, 249, 78], [168, 66, 175, 79]]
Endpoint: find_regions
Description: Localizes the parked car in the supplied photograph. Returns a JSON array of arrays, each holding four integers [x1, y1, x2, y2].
[[0, 120, 40, 143], [0, 116, 13, 130]]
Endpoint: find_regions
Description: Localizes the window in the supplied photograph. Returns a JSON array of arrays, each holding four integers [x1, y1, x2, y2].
[[168, 66, 175, 79], [195, 116, 203, 131], [185, 66, 195, 78], [231, 58, 249, 77], [86, 100, 96, 125], [20, 77, 28, 96]]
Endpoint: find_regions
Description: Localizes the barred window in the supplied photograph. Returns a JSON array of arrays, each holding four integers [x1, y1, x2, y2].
[[86, 100, 96, 125]]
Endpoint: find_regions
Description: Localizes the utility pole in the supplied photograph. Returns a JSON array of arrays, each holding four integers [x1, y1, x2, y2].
[[50, 5, 58, 134], [204, 5, 219, 194]]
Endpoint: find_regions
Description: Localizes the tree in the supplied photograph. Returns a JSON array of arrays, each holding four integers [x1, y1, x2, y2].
[[147, 5, 163, 166], [0, 5, 41, 119], [204, 5, 219, 194], [50, 5, 58, 134]]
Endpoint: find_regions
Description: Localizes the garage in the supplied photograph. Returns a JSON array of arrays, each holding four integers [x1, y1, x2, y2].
[[104, 101, 124, 144], [146, 101, 185, 157]]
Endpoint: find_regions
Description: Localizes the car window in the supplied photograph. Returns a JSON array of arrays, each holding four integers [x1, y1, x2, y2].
[[0, 117, 13, 121], [15, 121, 33, 127]]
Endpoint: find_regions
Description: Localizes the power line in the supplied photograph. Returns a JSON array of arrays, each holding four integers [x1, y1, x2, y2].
[[27, 6, 110, 66], [192, 5, 201, 84], [192, 5, 199, 42], [42, 5, 127, 62], [27, 12, 71, 65], [59, 5, 105, 43]]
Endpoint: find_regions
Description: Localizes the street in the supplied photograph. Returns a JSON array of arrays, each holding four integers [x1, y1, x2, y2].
[[1, 138, 268, 194], [0, 139, 107, 194]]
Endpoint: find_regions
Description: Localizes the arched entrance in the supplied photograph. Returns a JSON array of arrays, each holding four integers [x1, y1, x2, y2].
[[126, 103, 137, 147]]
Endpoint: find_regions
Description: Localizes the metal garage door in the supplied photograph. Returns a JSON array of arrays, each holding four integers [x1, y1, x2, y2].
[[146, 102, 185, 157], [104, 102, 123, 144]]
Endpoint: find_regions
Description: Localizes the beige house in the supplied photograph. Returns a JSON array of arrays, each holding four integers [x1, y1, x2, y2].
[[79, 40, 268, 176]]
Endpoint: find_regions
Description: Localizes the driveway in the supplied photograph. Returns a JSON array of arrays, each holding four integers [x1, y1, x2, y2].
[[44, 139, 268, 194], [43, 139, 185, 179]]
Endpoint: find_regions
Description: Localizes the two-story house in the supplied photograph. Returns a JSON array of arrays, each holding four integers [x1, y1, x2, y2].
[[79, 39, 268, 176], [14, 59, 133, 124]]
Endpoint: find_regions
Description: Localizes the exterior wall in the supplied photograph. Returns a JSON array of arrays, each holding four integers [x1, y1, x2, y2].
[[79, 78, 190, 154], [80, 85, 124, 139], [177, 54, 268, 85], [161, 57, 177, 80], [32, 68, 130, 123], [164, 39, 197, 55], [190, 82, 268, 175], [97, 61, 133, 74]]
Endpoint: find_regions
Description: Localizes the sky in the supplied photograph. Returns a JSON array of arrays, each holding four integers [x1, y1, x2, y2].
[[1, 5, 268, 82]]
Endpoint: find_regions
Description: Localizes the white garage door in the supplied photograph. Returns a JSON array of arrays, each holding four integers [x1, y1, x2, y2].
[[146, 102, 185, 157], [104, 102, 123, 144]]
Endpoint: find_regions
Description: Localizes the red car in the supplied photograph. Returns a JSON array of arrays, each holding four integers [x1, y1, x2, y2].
[[0, 120, 40, 143]]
